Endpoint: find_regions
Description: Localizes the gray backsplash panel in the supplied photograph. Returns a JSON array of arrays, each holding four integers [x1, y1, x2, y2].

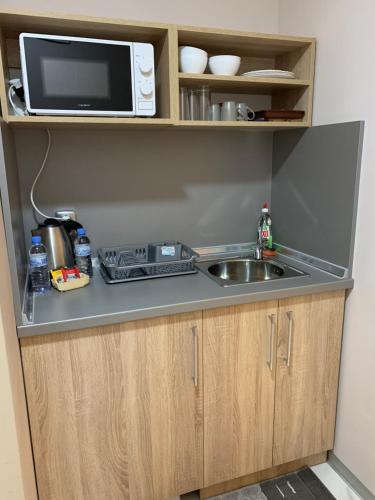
[[0, 123, 27, 323], [14, 129, 273, 251], [272, 121, 364, 271]]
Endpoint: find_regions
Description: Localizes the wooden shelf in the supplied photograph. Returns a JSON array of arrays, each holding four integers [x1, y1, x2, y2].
[[0, 9, 316, 131], [179, 73, 310, 95], [6, 115, 173, 129], [175, 120, 310, 131]]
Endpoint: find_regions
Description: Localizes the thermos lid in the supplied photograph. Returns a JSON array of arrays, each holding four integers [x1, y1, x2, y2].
[[39, 218, 61, 228]]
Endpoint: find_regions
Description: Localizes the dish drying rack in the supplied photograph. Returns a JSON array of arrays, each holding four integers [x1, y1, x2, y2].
[[98, 242, 198, 284]]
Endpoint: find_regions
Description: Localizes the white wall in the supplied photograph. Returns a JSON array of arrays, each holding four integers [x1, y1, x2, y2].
[[0, 0, 279, 32], [279, 1, 375, 494]]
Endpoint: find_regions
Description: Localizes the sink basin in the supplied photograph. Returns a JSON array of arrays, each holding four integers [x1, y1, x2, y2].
[[197, 257, 308, 287], [208, 259, 285, 282]]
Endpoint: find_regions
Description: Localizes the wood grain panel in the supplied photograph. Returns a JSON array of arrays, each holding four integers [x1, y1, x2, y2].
[[0, 187, 37, 499], [120, 312, 203, 499], [203, 301, 278, 486], [21, 311, 203, 500], [273, 291, 345, 465]]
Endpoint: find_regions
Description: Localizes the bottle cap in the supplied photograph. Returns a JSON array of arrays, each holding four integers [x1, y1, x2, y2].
[[262, 202, 269, 213], [31, 235, 42, 244], [77, 228, 86, 236]]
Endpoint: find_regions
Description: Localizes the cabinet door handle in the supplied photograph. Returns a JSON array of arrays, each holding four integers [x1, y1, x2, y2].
[[285, 311, 294, 367], [192, 326, 198, 387], [267, 314, 276, 372]]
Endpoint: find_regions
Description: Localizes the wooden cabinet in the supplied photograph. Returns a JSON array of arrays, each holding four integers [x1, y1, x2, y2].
[[202, 291, 345, 487], [21, 312, 203, 500], [273, 291, 345, 465], [20, 291, 346, 499], [203, 301, 278, 486]]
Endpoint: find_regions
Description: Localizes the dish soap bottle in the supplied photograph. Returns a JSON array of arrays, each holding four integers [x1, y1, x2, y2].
[[257, 202, 273, 249]]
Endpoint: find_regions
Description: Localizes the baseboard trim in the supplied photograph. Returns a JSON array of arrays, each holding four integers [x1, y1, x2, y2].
[[328, 452, 375, 500], [199, 451, 327, 499]]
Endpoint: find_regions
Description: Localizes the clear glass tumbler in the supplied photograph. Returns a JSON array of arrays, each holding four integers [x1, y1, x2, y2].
[[197, 86, 211, 121], [188, 89, 200, 120], [179, 87, 190, 120]]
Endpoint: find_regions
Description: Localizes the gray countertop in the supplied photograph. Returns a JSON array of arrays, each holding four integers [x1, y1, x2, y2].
[[18, 253, 353, 338]]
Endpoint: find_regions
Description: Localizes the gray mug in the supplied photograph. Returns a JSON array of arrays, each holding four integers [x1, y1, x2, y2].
[[220, 101, 237, 121], [208, 103, 221, 121], [236, 102, 255, 121]]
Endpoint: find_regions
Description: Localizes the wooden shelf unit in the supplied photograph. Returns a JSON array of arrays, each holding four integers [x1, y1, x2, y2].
[[0, 10, 316, 130], [177, 26, 315, 127]]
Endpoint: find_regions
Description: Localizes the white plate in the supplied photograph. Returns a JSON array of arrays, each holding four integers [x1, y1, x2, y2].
[[241, 69, 296, 79]]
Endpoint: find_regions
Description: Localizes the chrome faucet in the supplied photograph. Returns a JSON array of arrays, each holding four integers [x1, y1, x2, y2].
[[253, 244, 263, 261]]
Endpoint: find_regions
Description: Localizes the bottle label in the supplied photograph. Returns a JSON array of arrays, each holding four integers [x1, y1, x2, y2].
[[75, 244, 91, 257], [30, 254, 48, 268]]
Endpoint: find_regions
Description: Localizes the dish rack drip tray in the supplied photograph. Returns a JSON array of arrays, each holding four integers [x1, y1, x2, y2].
[[98, 242, 198, 283]]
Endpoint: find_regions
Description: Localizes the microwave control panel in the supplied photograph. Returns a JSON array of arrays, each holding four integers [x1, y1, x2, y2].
[[133, 43, 156, 116]]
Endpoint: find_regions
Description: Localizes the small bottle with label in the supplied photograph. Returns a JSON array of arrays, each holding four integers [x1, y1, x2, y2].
[[257, 203, 273, 249], [29, 235, 51, 294], [74, 228, 93, 277]]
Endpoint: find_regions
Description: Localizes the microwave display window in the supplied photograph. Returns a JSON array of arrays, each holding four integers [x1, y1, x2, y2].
[[22, 36, 134, 113], [41, 58, 110, 99]]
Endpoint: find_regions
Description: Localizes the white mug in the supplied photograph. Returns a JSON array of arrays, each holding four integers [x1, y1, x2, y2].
[[236, 103, 255, 121]]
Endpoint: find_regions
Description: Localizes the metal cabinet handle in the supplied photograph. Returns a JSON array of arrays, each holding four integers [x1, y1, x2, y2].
[[267, 314, 276, 372], [285, 311, 294, 367], [192, 326, 198, 387]]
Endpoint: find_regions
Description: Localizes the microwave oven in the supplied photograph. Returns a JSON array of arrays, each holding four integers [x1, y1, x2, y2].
[[19, 33, 156, 117]]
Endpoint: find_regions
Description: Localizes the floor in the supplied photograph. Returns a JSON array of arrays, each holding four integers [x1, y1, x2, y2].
[[173, 463, 363, 500], [312, 463, 362, 500]]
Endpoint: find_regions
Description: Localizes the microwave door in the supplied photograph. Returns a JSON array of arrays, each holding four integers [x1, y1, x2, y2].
[[20, 34, 135, 116]]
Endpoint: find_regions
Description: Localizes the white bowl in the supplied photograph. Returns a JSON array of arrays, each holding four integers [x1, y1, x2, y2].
[[179, 46, 208, 74], [208, 55, 241, 76]]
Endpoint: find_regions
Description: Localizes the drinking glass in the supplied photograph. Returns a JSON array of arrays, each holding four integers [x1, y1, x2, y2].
[[179, 87, 190, 120], [197, 86, 211, 120], [189, 89, 200, 120]]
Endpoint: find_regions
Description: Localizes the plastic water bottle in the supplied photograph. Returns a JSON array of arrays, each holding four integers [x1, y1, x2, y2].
[[74, 228, 93, 277], [29, 235, 51, 294]]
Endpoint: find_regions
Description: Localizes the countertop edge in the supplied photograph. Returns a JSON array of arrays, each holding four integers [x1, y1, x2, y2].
[[17, 277, 354, 338]]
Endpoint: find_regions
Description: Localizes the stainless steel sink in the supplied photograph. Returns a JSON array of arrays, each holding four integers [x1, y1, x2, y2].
[[196, 257, 308, 287]]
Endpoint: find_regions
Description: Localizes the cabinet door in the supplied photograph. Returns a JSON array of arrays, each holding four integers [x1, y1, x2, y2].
[[203, 301, 278, 486], [21, 312, 203, 500], [273, 291, 345, 465], [121, 313, 203, 499]]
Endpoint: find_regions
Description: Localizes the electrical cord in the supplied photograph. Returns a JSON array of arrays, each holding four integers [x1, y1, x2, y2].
[[8, 83, 26, 116], [30, 129, 67, 222]]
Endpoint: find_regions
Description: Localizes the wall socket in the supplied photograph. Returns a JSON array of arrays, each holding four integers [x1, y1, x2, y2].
[[55, 209, 77, 221]]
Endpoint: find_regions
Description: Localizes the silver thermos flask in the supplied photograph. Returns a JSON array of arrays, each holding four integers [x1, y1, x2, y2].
[[31, 218, 76, 270]]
